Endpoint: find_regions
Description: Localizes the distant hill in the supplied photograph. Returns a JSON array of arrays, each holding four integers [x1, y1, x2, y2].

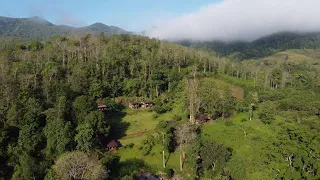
[[0, 16, 130, 40], [180, 32, 320, 59]]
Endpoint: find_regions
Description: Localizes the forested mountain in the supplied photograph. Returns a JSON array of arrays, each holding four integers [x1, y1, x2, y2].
[[182, 32, 320, 59], [0, 16, 129, 40], [0, 33, 319, 179]]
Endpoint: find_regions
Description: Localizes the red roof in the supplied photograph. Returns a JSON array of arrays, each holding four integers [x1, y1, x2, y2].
[[107, 140, 118, 148]]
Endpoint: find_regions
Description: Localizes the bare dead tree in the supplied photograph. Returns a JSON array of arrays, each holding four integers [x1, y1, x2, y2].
[[187, 78, 200, 124], [54, 151, 107, 180], [175, 122, 197, 171]]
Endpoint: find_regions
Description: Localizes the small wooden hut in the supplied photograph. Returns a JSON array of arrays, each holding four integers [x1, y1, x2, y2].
[[129, 102, 142, 109], [196, 114, 211, 124], [143, 101, 154, 108], [97, 98, 108, 111], [107, 140, 118, 152]]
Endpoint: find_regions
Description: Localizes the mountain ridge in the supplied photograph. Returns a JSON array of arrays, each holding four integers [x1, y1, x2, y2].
[[0, 16, 130, 40], [179, 31, 320, 59]]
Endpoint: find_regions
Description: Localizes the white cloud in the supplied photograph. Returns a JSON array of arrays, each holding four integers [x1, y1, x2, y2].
[[146, 0, 320, 42]]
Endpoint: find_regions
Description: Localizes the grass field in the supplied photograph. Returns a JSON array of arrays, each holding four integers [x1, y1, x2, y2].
[[108, 110, 159, 144], [118, 144, 180, 171], [108, 102, 282, 178], [261, 49, 320, 68], [107, 108, 182, 172], [201, 113, 281, 179]]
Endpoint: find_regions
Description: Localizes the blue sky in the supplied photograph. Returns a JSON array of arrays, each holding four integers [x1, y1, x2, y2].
[[0, 0, 220, 31]]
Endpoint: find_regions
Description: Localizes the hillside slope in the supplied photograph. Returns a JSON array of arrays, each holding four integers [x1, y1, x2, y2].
[[0, 16, 129, 40], [182, 32, 320, 59]]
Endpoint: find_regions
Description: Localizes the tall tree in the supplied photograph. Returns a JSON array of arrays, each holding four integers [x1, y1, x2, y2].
[[175, 122, 197, 171], [186, 78, 200, 124]]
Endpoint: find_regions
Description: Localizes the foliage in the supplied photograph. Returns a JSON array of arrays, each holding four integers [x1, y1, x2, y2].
[[156, 120, 176, 152], [0, 32, 319, 180], [153, 94, 173, 114], [200, 140, 232, 179], [199, 78, 236, 118], [116, 158, 152, 178], [258, 101, 277, 124], [139, 135, 156, 156]]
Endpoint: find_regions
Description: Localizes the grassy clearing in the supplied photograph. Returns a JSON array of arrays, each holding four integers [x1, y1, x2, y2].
[[261, 49, 320, 64], [118, 144, 180, 171], [108, 109, 159, 142], [122, 110, 158, 134], [108, 107, 182, 171]]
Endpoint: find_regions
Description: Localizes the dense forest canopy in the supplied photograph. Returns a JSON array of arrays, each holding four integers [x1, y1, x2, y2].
[[0, 33, 319, 179]]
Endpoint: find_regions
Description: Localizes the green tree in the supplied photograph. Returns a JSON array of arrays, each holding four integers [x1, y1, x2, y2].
[[258, 101, 277, 124], [200, 140, 232, 178], [75, 123, 95, 152], [72, 95, 95, 124]]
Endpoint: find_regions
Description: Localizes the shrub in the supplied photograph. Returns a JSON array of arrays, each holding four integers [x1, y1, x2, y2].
[[241, 117, 248, 122], [124, 143, 134, 149], [165, 168, 174, 178], [173, 114, 182, 121], [152, 113, 159, 119], [139, 135, 155, 156]]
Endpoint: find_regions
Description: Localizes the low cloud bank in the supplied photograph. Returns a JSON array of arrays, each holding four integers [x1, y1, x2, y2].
[[146, 0, 320, 42]]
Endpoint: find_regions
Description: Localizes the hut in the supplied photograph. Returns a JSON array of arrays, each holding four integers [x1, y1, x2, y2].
[[107, 140, 118, 152], [143, 101, 154, 108], [129, 102, 142, 109], [97, 98, 108, 111], [196, 114, 211, 124]]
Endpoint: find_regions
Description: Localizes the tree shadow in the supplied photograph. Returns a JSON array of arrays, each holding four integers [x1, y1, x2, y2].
[[165, 153, 171, 166], [109, 158, 154, 179], [106, 111, 130, 142]]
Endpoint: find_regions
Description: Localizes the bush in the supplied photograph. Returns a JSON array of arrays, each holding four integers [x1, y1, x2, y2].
[[173, 114, 182, 121], [124, 143, 134, 149], [165, 168, 174, 178], [139, 135, 155, 156], [241, 117, 248, 122], [236, 103, 245, 112], [152, 113, 159, 119]]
